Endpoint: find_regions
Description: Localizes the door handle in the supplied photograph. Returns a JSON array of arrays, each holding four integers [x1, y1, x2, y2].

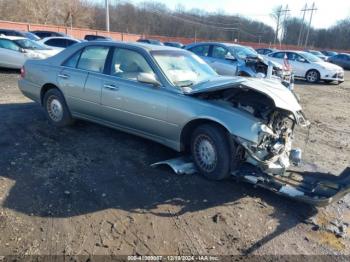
[[103, 84, 119, 91], [58, 74, 70, 79]]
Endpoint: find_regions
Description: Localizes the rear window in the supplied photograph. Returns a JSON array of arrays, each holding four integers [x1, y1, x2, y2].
[[77, 46, 109, 73]]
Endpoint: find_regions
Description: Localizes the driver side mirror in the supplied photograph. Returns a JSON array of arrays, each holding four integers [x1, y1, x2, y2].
[[137, 73, 161, 87], [19, 48, 26, 53], [225, 53, 237, 61]]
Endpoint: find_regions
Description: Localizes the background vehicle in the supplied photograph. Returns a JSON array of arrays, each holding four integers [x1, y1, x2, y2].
[[327, 53, 350, 70], [185, 42, 292, 88], [268, 50, 344, 83], [84, 35, 112, 41], [321, 50, 338, 57], [38, 37, 81, 51], [137, 39, 164, 45], [30, 30, 68, 39], [255, 48, 278, 55], [0, 36, 59, 69], [164, 42, 184, 48], [0, 29, 40, 41], [305, 50, 328, 61], [18, 41, 305, 180]]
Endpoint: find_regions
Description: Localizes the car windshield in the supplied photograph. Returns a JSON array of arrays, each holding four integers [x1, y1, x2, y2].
[[152, 50, 217, 88], [301, 52, 323, 63], [229, 45, 258, 60], [14, 39, 49, 50]]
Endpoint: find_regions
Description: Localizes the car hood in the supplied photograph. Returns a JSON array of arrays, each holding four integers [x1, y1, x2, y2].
[[185, 76, 302, 113], [315, 61, 343, 71], [26, 49, 61, 58]]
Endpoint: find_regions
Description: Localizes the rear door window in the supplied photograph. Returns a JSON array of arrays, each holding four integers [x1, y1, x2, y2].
[[45, 38, 66, 48], [272, 52, 285, 59], [189, 45, 210, 57], [0, 39, 20, 51], [77, 46, 109, 73]]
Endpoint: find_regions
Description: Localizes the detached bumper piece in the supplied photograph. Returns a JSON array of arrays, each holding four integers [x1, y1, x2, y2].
[[233, 165, 350, 207]]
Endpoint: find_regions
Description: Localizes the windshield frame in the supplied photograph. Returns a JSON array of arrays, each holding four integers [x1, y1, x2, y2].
[[151, 49, 218, 89]]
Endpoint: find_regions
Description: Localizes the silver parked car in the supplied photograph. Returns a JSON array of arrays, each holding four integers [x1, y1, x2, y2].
[[19, 41, 307, 180], [185, 42, 293, 89]]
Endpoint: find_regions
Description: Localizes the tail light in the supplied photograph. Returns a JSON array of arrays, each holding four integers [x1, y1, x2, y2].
[[20, 66, 25, 78]]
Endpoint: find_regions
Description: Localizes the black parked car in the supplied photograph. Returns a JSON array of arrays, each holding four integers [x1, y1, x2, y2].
[[84, 35, 112, 41], [30, 30, 68, 39], [137, 39, 164, 46], [0, 29, 40, 41]]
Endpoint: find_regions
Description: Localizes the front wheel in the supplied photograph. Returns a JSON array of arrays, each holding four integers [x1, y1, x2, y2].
[[305, 70, 320, 83], [191, 124, 232, 180]]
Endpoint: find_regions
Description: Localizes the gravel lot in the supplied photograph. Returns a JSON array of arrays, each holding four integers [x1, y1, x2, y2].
[[0, 68, 349, 257]]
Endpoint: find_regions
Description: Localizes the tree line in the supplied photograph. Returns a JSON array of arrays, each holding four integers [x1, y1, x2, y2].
[[0, 0, 348, 50]]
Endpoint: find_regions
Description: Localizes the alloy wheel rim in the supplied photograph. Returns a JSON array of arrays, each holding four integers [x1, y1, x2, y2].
[[307, 71, 318, 82], [194, 135, 217, 172], [47, 96, 63, 122]]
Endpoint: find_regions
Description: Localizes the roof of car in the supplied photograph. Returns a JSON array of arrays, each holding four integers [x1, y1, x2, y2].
[[81, 40, 184, 52], [0, 35, 26, 40], [40, 36, 79, 41]]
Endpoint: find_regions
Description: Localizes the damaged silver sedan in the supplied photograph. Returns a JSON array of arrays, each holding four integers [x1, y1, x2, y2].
[[18, 41, 350, 206]]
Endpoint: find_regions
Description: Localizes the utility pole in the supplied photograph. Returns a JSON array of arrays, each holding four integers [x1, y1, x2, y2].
[[304, 2, 317, 48], [273, 5, 290, 46], [297, 3, 308, 47], [105, 0, 110, 32], [273, 6, 282, 46], [280, 5, 291, 45]]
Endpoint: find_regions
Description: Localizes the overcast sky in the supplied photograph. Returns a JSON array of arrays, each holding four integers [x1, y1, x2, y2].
[[123, 0, 350, 29]]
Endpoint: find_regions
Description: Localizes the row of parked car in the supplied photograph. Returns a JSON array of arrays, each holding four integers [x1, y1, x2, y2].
[[256, 47, 350, 70], [0, 28, 347, 86]]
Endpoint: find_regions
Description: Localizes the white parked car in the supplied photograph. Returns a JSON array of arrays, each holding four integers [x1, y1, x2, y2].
[[38, 37, 81, 52], [0, 36, 60, 69], [267, 50, 344, 84]]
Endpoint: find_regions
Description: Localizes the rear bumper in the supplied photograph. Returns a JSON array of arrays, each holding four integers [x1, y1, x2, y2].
[[18, 78, 41, 103]]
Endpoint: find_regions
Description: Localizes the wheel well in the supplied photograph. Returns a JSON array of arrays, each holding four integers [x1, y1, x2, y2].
[[40, 83, 59, 105], [238, 71, 250, 77], [180, 119, 230, 152], [305, 69, 320, 78]]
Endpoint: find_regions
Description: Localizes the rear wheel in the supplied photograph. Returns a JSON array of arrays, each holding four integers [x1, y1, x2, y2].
[[305, 70, 320, 83], [43, 88, 74, 127], [191, 124, 232, 180]]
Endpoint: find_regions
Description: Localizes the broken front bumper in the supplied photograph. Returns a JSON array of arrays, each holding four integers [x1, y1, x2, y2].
[[235, 165, 350, 207], [152, 157, 350, 207]]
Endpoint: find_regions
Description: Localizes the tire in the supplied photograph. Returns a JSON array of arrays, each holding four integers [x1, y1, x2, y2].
[[305, 70, 320, 83], [43, 88, 74, 127], [191, 124, 232, 180]]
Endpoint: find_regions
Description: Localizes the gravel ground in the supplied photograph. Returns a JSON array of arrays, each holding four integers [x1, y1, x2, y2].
[[0, 68, 349, 257]]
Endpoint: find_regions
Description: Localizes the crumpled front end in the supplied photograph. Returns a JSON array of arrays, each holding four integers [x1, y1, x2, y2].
[[234, 109, 305, 175]]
